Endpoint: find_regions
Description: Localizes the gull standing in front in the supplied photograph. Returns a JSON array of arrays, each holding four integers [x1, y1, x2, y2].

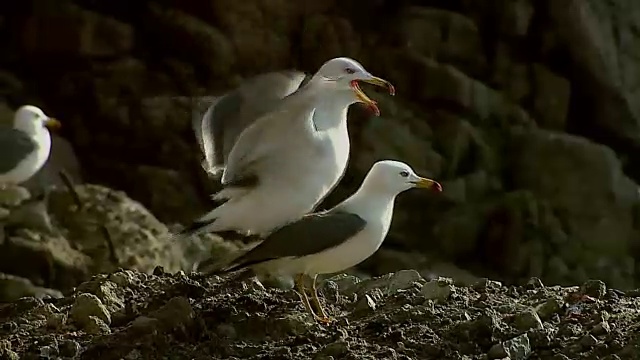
[[176, 57, 395, 239], [215, 160, 443, 322]]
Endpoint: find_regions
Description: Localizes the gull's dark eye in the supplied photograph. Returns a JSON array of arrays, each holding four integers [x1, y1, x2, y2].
[[345, 67, 356, 74], [399, 171, 409, 178]]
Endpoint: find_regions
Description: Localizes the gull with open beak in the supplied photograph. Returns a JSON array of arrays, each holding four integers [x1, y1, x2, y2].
[[194, 58, 394, 179], [176, 57, 397, 246], [214, 160, 442, 323], [0, 105, 61, 188]]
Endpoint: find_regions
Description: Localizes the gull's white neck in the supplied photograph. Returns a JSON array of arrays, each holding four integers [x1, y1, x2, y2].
[[307, 77, 355, 131], [337, 183, 399, 232]]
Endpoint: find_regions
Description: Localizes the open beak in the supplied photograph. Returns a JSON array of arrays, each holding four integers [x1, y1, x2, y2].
[[412, 177, 443, 192], [44, 117, 61, 130], [360, 76, 396, 96], [349, 75, 395, 117]]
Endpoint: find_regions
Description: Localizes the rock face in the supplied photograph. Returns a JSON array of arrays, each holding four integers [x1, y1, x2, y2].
[[0, 185, 190, 300], [0, 269, 639, 359], [1, 0, 640, 289]]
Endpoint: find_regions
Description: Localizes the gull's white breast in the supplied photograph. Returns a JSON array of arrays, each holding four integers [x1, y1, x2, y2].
[[0, 130, 50, 184]]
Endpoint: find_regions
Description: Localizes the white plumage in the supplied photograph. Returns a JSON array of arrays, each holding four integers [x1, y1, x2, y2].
[[177, 57, 394, 238], [0, 105, 60, 186], [221, 160, 442, 322]]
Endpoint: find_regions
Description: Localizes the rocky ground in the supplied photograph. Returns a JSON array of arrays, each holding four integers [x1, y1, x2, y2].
[[1, 268, 639, 360]]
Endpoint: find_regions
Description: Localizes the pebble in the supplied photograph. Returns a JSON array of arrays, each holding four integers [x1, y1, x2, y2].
[[513, 310, 543, 331], [420, 278, 453, 302], [58, 340, 81, 358], [0, 339, 19, 360], [535, 298, 563, 320], [349, 270, 423, 296], [84, 316, 111, 335], [325, 274, 360, 294], [488, 334, 531, 360], [473, 278, 502, 292], [591, 321, 611, 335], [580, 334, 598, 348], [46, 313, 67, 330], [70, 293, 111, 328], [355, 294, 376, 313], [525, 277, 544, 289], [109, 270, 137, 287], [580, 279, 606, 299]]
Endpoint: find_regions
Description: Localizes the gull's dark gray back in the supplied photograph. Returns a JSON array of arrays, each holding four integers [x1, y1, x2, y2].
[[225, 210, 367, 271], [0, 127, 37, 173], [197, 70, 309, 170]]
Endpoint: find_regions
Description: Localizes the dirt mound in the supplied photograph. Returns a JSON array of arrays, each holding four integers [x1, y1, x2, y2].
[[0, 269, 639, 359]]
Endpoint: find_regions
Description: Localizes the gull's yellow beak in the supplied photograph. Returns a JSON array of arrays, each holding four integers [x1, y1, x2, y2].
[[360, 76, 396, 96], [412, 177, 443, 192], [350, 80, 379, 115], [349, 75, 395, 116], [44, 118, 61, 130]]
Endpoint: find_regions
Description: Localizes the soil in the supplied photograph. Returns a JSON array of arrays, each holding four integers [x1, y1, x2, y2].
[[0, 269, 639, 360]]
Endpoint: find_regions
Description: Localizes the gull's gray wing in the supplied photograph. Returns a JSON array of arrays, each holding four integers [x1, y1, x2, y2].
[[190, 95, 221, 155], [220, 87, 320, 188], [0, 128, 37, 173], [224, 211, 367, 271], [196, 70, 309, 175]]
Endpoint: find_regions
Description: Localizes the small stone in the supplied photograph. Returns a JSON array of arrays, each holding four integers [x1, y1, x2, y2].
[[131, 316, 160, 333], [527, 327, 554, 348], [84, 316, 111, 335], [513, 310, 543, 331], [148, 297, 194, 331], [473, 278, 502, 291], [348, 270, 424, 296], [0, 339, 19, 360], [580, 280, 606, 299], [488, 334, 531, 360], [70, 293, 111, 328], [46, 313, 67, 329], [0, 349, 19, 360], [325, 274, 360, 294], [320, 339, 349, 357], [152, 266, 166, 276], [591, 321, 611, 335], [58, 340, 81, 358], [39, 344, 59, 359], [109, 270, 136, 287], [536, 298, 563, 320], [385, 270, 425, 292], [1, 322, 17, 333], [525, 277, 544, 289], [421, 278, 453, 301], [355, 294, 376, 313], [580, 334, 598, 348]]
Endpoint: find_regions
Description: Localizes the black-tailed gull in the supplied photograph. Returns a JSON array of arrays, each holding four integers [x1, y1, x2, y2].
[[216, 160, 442, 322], [0, 105, 60, 187], [176, 57, 395, 239]]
